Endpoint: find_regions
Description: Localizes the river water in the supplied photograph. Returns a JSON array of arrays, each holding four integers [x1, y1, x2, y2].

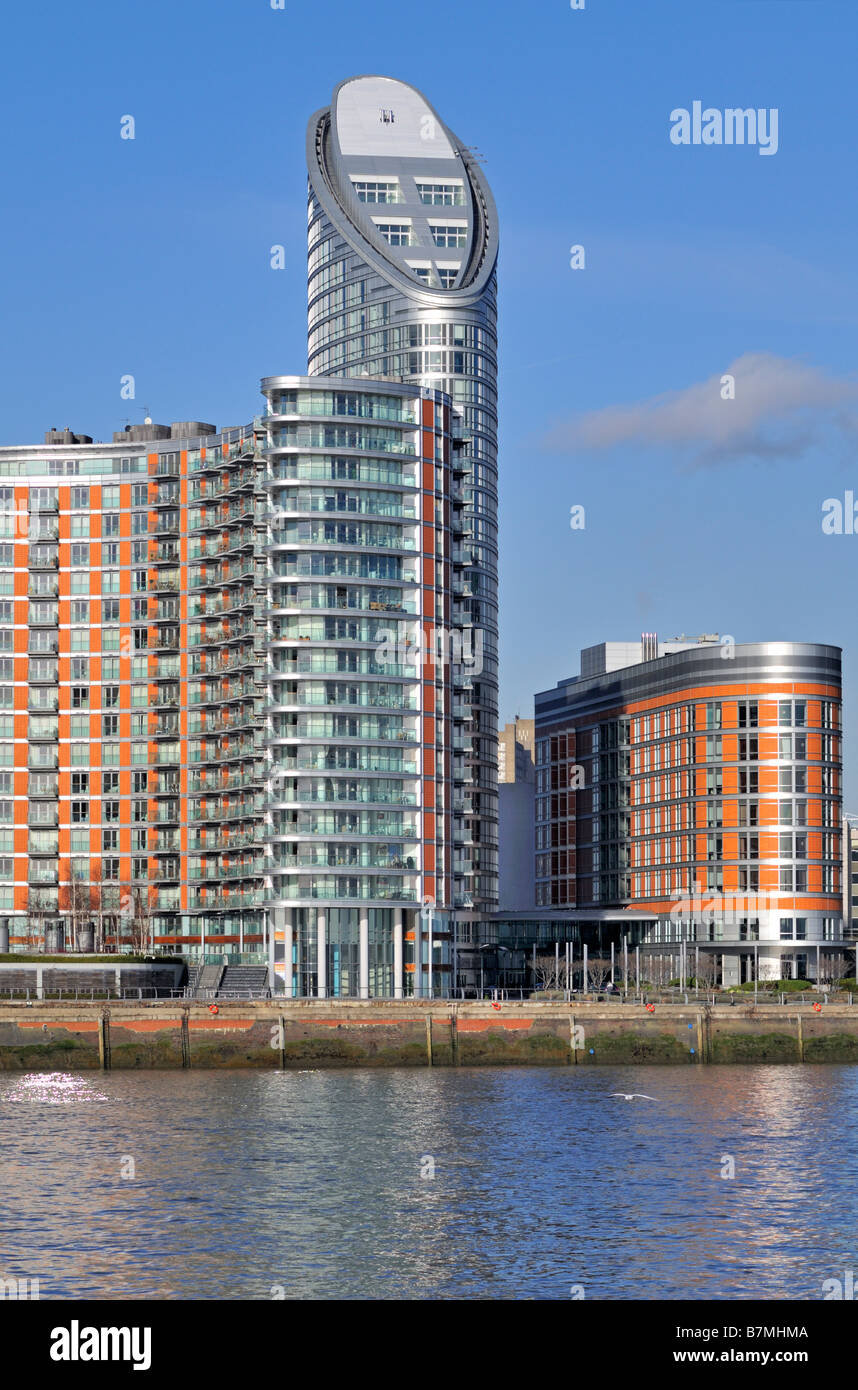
[[1, 1065, 856, 1300]]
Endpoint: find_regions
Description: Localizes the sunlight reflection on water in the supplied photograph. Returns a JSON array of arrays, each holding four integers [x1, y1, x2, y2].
[[1, 1064, 856, 1300]]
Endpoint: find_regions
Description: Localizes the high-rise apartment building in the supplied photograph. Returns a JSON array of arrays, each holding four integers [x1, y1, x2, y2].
[[0, 75, 499, 997], [534, 637, 845, 981], [263, 376, 462, 997], [0, 419, 269, 956], [306, 76, 499, 918]]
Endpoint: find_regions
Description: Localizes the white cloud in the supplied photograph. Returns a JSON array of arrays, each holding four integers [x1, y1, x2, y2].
[[542, 353, 858, 464]]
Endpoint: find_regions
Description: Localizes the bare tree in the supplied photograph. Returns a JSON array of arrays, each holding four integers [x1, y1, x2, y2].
[[818, 953, 848, 987], [58, 863, 92, 952], [23, 906, 48, 953], [693, 952, 719, 991], [120, 884, 155, 954], [644, 955, 675, 989], [586, 958, 612, 993], [532, 955, 561, 992]]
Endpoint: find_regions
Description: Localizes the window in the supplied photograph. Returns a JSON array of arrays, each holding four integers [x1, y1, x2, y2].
[[103, 714, 119, 737], [737, 700, 758, 728], [102, 829, 118, 851], [351, 179, 402, 203], [29, 772, 57, 796], [70, 516, 90, 537], [28, 601, 57, 625], [71, 601, 89, 624], [103, 801, 120, 823], [103, 543, 119, 565], [102, 599, 120, 623], [102, 513, 120, 537], [70, 486, 90, 509], [102, 772, 119, 794], [71, 774, 89, 797], [131, 541, 147, 563], [30, 488, 58, 511], [71, 657, 88, 680], [406, 263, 432, 284], [102, 686, 119, 708], [71, 686, 89, 709], [416, 181, 465, 206], [102, 486, 120, 509], [132, 483, 148, 507], [436, 267, 459, 288], [374, 223, 413, 246], [132, 771, 148, 794], [70, 544, 89, 567], [429, 223, 467, 248], [71, 801, 89, 823]]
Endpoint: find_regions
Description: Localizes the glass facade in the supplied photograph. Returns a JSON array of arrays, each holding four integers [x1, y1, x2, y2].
[[306, 76, 499, 917]]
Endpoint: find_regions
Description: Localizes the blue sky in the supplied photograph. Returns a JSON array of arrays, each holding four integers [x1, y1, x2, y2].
[[2, 0, 857, 803]]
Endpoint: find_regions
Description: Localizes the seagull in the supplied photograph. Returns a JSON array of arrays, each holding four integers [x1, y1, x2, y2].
[[608, 1093, 657, 1101]]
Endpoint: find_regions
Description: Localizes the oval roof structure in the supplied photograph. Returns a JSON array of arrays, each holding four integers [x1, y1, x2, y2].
[[308, 74, 497, 299]]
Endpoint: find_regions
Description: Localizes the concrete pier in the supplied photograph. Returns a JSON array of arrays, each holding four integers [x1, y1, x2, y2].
[[1, 999, 858, 1069]]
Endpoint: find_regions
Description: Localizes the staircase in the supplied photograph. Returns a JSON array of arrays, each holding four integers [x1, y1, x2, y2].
[[217, 965, 270, 998], [193, 963, 225, 999]]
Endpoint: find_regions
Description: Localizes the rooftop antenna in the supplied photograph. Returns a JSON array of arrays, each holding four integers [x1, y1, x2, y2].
[[457, 144, 486, 163]]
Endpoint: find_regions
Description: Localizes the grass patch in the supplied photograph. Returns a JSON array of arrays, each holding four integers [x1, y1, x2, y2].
[[803, 1034, 858, 1062], [578, 1031, 690, 1064], [711, 1031, 799, 1063]]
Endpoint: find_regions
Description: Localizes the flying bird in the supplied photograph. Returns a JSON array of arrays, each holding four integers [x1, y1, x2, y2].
[[608, 1093, 657, 1101]]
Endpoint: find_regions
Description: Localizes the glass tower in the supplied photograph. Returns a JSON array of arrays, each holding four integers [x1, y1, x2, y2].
[[305, 75, 499, 917]]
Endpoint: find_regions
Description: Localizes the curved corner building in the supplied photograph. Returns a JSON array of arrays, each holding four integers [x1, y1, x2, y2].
[[535, 639, 844, 982], [305, 76, 499, 920]]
